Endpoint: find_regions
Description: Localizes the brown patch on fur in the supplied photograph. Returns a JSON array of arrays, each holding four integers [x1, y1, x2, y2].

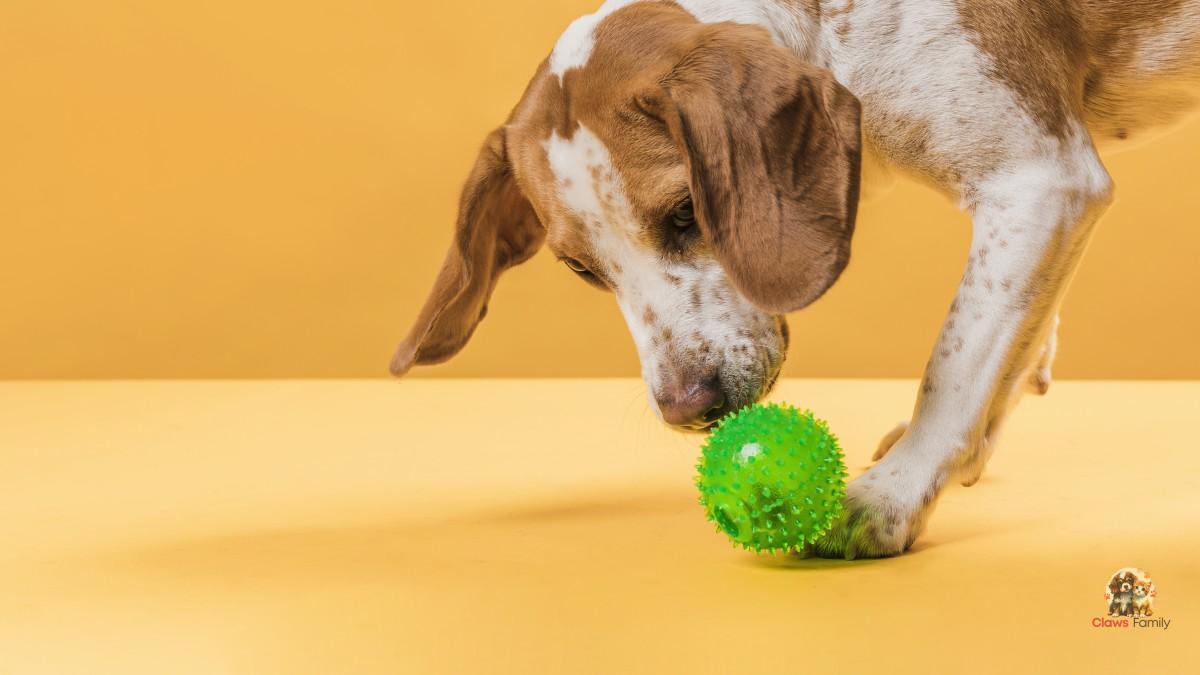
[[956, 0, 1087, 138], [825, 0, 857, 41], [392, 126, 545, 376], [626, 8, 862, 313], [960, 0, 1200, 143], [1076, 0, 1195, 141], [642, 306, 657, 326]]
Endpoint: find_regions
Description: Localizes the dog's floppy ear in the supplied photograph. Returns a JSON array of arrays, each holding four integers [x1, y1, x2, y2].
[[652, 23, 862, 314], [390, 126, 544, 376]]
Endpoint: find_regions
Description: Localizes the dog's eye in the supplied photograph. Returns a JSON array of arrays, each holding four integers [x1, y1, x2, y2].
[[661, 196, 700, 256], [672, 198, 695, 228], [560, 257, 609, 290], [563, 258, 589, 273]]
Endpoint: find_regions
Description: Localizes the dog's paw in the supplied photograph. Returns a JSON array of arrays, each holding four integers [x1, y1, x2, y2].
[[871, 421, 908, 461], [809, 455, 940, 559]]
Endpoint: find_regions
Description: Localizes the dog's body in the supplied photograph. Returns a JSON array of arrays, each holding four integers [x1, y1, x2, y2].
[[395, 1, 1200, 557], [1108, 570, 1140, 616], [1109, 589, 1134, 617]]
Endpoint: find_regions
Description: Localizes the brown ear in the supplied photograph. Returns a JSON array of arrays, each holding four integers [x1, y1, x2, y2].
[[654, 24, 861, 314], [390, 126, 544, 376]]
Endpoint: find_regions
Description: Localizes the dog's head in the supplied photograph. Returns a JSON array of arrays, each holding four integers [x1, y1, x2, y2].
[[391, 3, 862, 429], [1110, 572, 1136, 595]]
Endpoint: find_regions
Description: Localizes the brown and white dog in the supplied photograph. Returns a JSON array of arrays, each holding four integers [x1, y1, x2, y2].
[[393, 1, 1200, 558]]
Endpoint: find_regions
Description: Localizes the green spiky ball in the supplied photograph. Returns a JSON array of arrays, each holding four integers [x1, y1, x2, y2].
[[695, 403, 847, 554]]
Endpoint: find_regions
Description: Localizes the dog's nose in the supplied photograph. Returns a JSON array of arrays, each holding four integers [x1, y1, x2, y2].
[[658, 378, 726, 430]]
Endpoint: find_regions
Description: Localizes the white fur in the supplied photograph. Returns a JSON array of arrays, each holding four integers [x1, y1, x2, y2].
[[544, 126, 621, 230], [549, 0, 639, 79], [544, 124, 783, 418]]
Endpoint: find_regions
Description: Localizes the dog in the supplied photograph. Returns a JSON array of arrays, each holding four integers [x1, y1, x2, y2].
[[392, 1, 1200, 558], [1108, 571, 1137, 616]]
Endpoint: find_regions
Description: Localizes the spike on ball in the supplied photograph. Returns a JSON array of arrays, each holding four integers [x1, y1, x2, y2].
[[695, 403, 847, 555]]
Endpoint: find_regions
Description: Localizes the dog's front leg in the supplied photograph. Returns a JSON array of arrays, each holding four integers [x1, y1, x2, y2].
[[814, 147, 1113, 559]]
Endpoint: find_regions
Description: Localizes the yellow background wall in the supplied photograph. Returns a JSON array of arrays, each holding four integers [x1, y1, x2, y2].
[[2, 0, 1198, 379]]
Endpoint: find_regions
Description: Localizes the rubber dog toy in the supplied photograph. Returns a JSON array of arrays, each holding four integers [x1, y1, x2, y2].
[[695, 403, 847, 554]]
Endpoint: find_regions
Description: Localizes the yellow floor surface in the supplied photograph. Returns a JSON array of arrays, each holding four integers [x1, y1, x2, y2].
[[1, 379, 1196, 674]]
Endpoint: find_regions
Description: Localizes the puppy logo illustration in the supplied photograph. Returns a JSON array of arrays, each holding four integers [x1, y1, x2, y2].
[[1106, 568, 1155, 617]]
